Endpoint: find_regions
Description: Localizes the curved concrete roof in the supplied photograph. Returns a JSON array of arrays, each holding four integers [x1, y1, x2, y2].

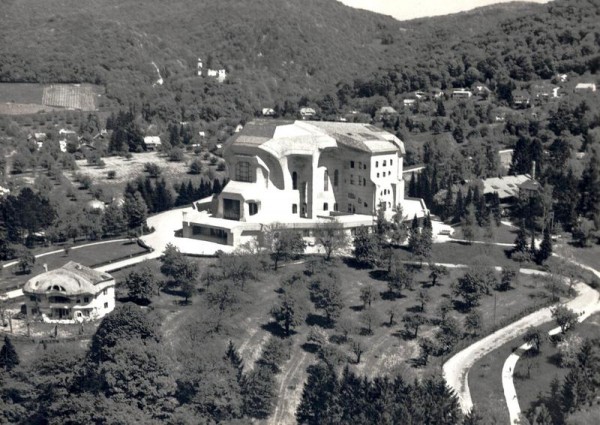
[[23, 261, 113, 296], [227, 120, 404, 159]]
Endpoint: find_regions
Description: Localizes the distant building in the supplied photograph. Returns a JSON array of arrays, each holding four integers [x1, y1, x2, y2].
[[182, 120, 428, 246], [377, 105, 399, 118], [402, 99, 416, 108], [482, 174, 534, 202], [197, 58, 203, 76], [498, 149, 514, 171], [0, 185, 10, 197], [532, 83, 559, 103], [574, 83, 596, 92], [144, 136, 161, 150], [471, 83, 491, 98], [262, 108, 275, 117], [207, 69, 227, 83], [299, 107, 316, 119], [451, 88, 473, 99], [512, 90, 531, 108], [23, 261, 116, 323]]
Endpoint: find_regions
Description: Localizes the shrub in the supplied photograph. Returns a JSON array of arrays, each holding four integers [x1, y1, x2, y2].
[[107, 170, 117, 179]]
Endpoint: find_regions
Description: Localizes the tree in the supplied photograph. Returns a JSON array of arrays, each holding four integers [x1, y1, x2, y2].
[[551, 306, 579, 334], [315, 220, 348, 261], [498, 265, 518, 291], [125, 264, 158, 304], [17, 249, 35, 274], [122, 191, 148, 230], [349, 338, 366, 364], [188, 158, 203, 175], [417, 289, 430, 312], [359, 307, 381, 335], [402, 314, 425, 338], [352, 226, 379, 268], [465, 310, 482, 336], [359, 284, 376, 309], [436, 317, 461, 353], [310, 271, 344, 325], [452, 272, 484, 310], [523, 327, 544, 354], [271, 286, 309, 336], [0, 335, 19, 371], [514, 221, 529, 254], [418, 337, 436, 366], [437, 299, 453, 323], [462, 204, 476, 244], [88, 304, 161, 364], [262, 225, 305, 270], [535, 227, 553, 264], [388, 260, 413, 298], [390, 204, 408, 245], [296, 362, 338, 424], [407, 215, 421, 253], [429, 263, 449, 286], [242, 365, 276, 419]]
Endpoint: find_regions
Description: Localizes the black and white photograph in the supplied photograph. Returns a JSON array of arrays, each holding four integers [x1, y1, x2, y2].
[[0, 0, 599, 424]]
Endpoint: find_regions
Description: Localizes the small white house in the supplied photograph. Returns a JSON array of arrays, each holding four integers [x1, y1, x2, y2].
[[299, 107, 316, 119], [262, 108, 275, 116], [144, 136, 161, 150], [575, 83, 597, 92], [452, 88, 473, 98], [23, 261, 116, 323]]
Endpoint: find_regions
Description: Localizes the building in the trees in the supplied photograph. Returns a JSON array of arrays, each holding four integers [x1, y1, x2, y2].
[[183, 120, 428, 245], [512, 90, 531, 108], [299, 107, 316, 119], [143, 136, 161, 151], [574, 83, 596, 92], [451, 88, 473, 98], [23, 261, 116, 323]]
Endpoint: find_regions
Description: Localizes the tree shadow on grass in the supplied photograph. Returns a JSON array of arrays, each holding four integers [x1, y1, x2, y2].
[[301, 342, 320, 354], [342, 257, 375, 270], [349, 305, 364, 312], [393, 329, 415, 341], [305, 313, 331, 328], [406, 305, 423, 313], [381, 291, 405, 301], [368, 269, 388, 282], [260, 321, 290, 338]]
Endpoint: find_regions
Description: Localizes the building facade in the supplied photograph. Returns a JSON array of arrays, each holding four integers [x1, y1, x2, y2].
[[23, 261, 116, 323], [183, 120, 427, 246]]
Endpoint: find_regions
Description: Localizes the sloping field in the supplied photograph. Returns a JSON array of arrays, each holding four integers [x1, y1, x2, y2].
[[0, 83, 103, 114], [42, 84, 98, 110]]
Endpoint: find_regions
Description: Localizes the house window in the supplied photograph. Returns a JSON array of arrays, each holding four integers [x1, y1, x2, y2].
[[235, 161, 251, 182], [350, 174, 354, 185], [324, 170, 329, 191], [292, 204, 298, 214], [364, 202, 368, 208], [390, 159, 393, 165], [103, 289, 107, 296], [363, 164, 367, 170], [323, 202, 329, 211], [363, 177, 367, 186], [350, 161, 355, 169], [334, 170, 339, 187], [334, 203, 338, 211], [292, 172, 298, 190], [377, 173, 380, 178], [29, 296, 36, 302], [348, 204, 352, 212], [383, 160, 387, 166], [375, 161, 379, 167], [249, 202, 258, 216], [104, 302, 108, 309], [84, 297, 89, 303], [348, 193, 355, 199]]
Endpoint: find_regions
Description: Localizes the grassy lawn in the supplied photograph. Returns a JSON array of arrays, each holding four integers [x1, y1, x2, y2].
[[1, 240, 148, 291], [470, 313, 600, 424], [513, 313, 600, 414]]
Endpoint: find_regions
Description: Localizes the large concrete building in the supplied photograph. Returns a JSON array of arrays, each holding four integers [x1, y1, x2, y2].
[[183, 120, 427, 246], [23, 261, 116, 323]]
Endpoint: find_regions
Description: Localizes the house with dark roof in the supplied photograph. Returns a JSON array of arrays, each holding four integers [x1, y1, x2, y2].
[[182, 120, 428, 246], [23, 261, 115, 322]]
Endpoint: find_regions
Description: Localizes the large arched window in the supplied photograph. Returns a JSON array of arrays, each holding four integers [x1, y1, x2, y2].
[[324, 170, 329, 191], [292, 171, 298, 190], [333, 169, 339, 187], [235, 161, 251, 182]]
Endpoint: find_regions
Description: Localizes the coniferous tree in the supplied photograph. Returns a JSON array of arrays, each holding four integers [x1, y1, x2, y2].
[[0, 335, 19, 371], [536, 227, 552, 264], [454, 189, 464, 223], [514, 221, 528, 253]]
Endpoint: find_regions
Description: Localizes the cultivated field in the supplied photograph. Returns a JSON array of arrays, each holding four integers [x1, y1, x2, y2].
[[0, 83, 103, 115], [42, 84, 99, 110]]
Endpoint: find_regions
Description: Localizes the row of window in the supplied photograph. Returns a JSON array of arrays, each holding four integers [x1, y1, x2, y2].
[[292, 203, 340, 213], [375, 159, 393, 167], [350, 161, 368, 170], [376, 171, 392, 178]]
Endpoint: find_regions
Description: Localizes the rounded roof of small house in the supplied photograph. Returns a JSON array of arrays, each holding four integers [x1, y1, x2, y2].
[[23, 261, 113, 296]]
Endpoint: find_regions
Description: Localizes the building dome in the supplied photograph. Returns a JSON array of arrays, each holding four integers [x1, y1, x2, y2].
[[23, 261, 112, 296]]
